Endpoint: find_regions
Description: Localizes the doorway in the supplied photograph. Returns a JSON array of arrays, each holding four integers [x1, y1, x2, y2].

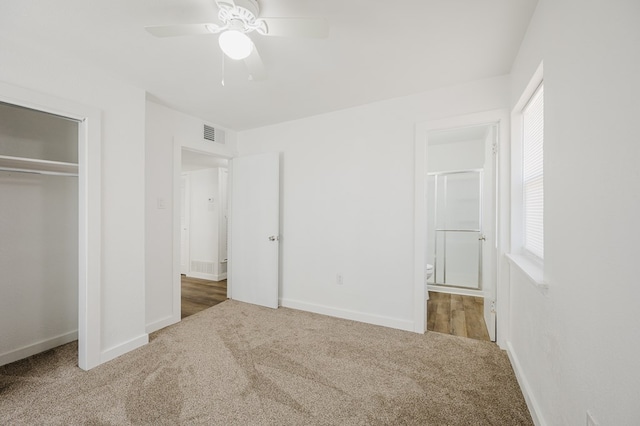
[[426, 125, 494, 296], [426, 124, 495, 341], [414, 110, 508, 343], [172, 145, 281, 324], [179, 149, 229, 318]]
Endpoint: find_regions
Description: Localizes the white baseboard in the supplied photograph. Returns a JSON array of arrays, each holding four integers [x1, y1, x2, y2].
[[0, 330, 78, 367], [280, 298, 414, 332], [100, 333, 148, 365], [146, 314, 180, 334], [187, 271, 225, 281], [506, 341, 546, 426], [427, 285, 484, 298]]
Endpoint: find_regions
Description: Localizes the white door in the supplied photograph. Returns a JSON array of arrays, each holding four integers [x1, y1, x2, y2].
[[228, 152, 280, 308], [180, 174, 190, 275], [482, 126, 497, 341]]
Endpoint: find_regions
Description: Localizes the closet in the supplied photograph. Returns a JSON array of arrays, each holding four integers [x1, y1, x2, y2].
[[0, 101, 79, 366]]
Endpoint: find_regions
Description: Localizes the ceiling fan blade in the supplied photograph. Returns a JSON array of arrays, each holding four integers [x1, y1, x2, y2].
[[145, 23, 222, 37], [244, 45, 267, 81], [215, 0, 236, 11], [257, 17, 329, 38]]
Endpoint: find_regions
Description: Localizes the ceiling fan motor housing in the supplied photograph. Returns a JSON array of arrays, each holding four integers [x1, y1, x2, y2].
[[217, 0, 261, 33]]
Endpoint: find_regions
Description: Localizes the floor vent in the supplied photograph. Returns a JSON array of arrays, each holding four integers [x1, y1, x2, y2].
[[204, 124, 226, 144]]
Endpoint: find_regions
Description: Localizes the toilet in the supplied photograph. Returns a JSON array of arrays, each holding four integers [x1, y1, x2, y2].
[[426, 264, 434, 281], [426, 264, 434, 300]]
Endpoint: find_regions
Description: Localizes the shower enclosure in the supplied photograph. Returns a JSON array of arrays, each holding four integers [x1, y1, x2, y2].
[[427, 169, 483, 289]]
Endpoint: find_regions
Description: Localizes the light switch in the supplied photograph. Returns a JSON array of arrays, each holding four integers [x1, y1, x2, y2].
[[157, 197, 166, 209]]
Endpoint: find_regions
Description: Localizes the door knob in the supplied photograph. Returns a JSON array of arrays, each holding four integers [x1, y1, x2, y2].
[[479, 234, 486, 241], [268, 235, 279, 241]]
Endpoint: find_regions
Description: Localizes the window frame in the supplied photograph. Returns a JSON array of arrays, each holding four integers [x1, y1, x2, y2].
[[507, 62, 546, 288]]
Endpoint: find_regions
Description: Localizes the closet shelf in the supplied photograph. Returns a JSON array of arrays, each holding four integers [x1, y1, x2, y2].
[[0, 155, 78, 176]]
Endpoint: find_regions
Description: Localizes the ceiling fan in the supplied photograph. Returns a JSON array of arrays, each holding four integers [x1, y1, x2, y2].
[[145, 0, 329, 81]]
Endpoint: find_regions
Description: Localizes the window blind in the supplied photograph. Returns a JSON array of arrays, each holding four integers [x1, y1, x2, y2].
[[522, 83, 544, 259]]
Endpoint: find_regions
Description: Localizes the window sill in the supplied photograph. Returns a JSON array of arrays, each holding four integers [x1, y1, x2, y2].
[[506, 253, 548, 292]]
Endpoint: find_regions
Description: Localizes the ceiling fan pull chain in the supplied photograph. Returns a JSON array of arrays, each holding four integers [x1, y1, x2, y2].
[[221, 54, 225, 86]]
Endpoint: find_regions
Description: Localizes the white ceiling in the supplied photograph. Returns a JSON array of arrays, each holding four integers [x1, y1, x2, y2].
[[0, 0, 538, 131]]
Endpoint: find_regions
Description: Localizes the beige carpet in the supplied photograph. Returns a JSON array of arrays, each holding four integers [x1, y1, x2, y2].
[[0, 300, 532, 425]]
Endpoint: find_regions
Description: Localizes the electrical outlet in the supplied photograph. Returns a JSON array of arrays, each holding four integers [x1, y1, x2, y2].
[[336, 274, 343, 286], [586, 411, 598, 426]]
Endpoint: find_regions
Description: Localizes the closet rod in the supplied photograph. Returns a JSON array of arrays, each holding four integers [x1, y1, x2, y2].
[[0, 166, 78, 177]]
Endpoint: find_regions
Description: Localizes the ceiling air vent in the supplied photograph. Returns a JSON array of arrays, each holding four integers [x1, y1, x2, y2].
[[203, 124, 226, 144]]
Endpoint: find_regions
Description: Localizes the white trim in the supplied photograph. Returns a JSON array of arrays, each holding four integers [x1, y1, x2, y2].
[[506, 253, 548, 291], [413, 123, 428, 333], [513, 62, 545, 114], [281, 298, 415, 332], [186, 271, 225, 281], [427, 285, 485, 298], [180, 173, 191, 275], [0, 330, 78, 367], [145, 315, 178, 334], [414, 109, 509, 344], [100, 333, 148, 364], [506, 341, 547, 426], [0, 81, 102, 371]]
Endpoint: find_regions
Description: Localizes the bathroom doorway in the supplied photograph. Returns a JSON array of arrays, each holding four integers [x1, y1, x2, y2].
[[415, 110, 508, 342], [425, 124, 496, 340]]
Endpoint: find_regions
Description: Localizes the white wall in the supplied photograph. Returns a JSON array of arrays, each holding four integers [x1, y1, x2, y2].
[[145, 101, 237, 332], [0, 37, 147, 364], [187, 168, 220, 280], [0, 171, 78, 362], [237, 76, 509, 330], [506, 1, 640, 424], [427, 139, 485, 172]]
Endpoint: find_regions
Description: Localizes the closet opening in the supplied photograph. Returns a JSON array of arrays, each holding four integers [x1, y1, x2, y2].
[[0, 89, 101, 370], [0, 101, 80, 366]]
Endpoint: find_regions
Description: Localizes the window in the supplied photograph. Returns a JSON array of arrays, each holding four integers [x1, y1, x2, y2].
[[508, 64, 545, 287], [522, 83, 544, 259]]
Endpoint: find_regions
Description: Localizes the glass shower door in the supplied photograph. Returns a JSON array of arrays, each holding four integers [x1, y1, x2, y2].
[[429, 170, 483, 289]]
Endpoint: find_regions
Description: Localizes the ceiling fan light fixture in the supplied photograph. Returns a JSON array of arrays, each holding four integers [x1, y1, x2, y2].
[[218, 30, 253, 60]]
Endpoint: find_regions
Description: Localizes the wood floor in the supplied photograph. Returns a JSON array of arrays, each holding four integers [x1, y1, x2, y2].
[[427, 291, 491, 341], [181, 279, 489, 341], [181, 276, 227, 319]]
